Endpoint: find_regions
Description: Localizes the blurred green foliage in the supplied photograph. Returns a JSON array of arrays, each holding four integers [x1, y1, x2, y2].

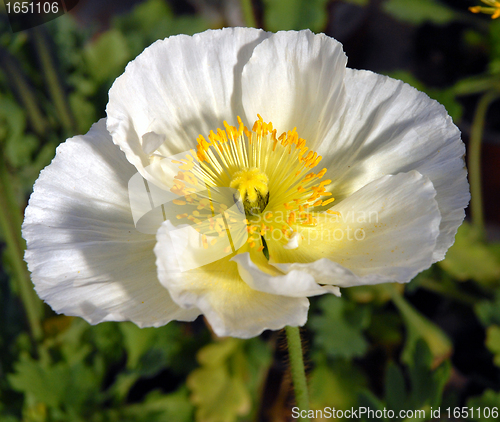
[[1, 0, 500, 421]]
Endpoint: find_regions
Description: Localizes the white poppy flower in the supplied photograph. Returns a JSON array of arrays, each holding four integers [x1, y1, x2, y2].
[[23, 28, 469, 338]]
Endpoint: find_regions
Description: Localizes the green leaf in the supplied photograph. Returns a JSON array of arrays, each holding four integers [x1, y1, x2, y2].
[[407, 341, 450, 410], [383, 0, 457, 26], [387, 285, 452, 368], [186, 338, 270, 422], [485, 325, 500, 367], [69, 93, 97, 134], [119, 322, 181, 376], [475, 292, 500, 327], [310, 295, 370, 359], [359, 342, 450, 420], [263, 0, 330, 32], [113, 0, 211, 57], [439, 221, 500, 284], [121, 388, 194, 422], [187, 338, 252, 422], [116, 0, 173, 32], [196, 337, 241, 367], [309, 360, 366, 410], [347, 284, 393, 304], [385, 362, 407, 414], [8, 351, 103, 414], [84, 29, 130, 83], [8, 354, 68, 408], [0, 97, 40, 169]]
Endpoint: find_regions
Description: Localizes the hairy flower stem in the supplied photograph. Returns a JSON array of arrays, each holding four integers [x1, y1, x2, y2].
[[285, 326, 309, 416], [469, 91, 499, 236], [0, 160, 43, 342]]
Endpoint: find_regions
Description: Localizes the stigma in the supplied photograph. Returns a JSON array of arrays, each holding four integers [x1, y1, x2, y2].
[[230, 168, 269, 216]]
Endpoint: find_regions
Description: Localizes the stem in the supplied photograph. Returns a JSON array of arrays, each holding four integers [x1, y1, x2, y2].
[[0, 48, 47, 136], [285, 326, 309, 415], [469, 91, 499, 236], [418, 278, 476, 306], [32, 28, 76, 133], [384, 284, 452, 365], [240, 0, 257, 28], [0, 160, 43, 341]]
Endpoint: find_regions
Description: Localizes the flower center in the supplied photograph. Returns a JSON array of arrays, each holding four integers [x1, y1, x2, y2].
[[229, 167, 269, 216], [166, 115, 336, 255]]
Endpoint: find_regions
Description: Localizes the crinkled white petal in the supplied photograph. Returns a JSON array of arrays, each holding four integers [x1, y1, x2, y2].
[[106, 27, 271, 179], [231, 252, 341, 297], [273, 258, 379, 289], [267, 171, 441, 286], [241, 29, 347, 146], [22, 119, 199, 327], [155, 221, 309, 338], [316, 69, 469, 262]]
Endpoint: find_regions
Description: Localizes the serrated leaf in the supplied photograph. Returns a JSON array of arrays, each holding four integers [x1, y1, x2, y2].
[[186, 338, 270, 422], [187, 338, 251, 422], [121, 388, 194, 422], [439, 222, 500, 284], [119, 322, 180, 375], [364, 342, 450, 419], [385, 362, 407, 414], [309, 360, 366, 410], [197, 337, 241, 367], [119, 322, 158, 369], [188, 365, 250, 422], [8, 354, 68, 408], [407, 341, 450, 410], [263, 0, 330, 32], [382, 0, 457, 26], [8, 351, 103, 414], [310, 295, 370, 359]]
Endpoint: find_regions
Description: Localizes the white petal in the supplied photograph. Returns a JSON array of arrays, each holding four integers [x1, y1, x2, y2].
[[155, 221, 309, 338], [267, 171, 441, 286], [23, 119, 199, 327], [273, 258, 375, 289], [316, 69, 469, 261], [142, 131, 166, 155], [231, 252, 341, 297], [106, 27, 271, 178], [241, 29, 347, 147]]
